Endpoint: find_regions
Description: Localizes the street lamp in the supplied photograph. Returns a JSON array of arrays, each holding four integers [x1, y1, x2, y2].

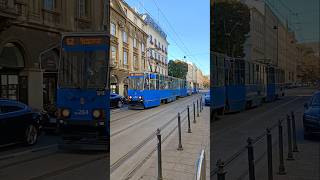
[[273, 25, 279, 67]]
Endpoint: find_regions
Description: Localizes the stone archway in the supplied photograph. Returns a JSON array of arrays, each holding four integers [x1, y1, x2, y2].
[[0, 42, 27, 103]]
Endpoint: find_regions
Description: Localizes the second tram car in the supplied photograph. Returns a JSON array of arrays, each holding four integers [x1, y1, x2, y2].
[[128, 72, 197, 109], [211, 52, 286, 115]]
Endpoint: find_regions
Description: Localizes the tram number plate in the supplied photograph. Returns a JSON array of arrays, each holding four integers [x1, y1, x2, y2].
[[74, 110, 89, 115], [96, 90, 105, 96]]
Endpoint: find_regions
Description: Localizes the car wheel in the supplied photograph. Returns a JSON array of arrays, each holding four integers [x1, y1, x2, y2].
[[24, 124, 38, 145], [117, 100, 123, 108]]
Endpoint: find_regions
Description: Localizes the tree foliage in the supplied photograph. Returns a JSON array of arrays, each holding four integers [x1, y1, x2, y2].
[[168, 60, 188, 79], [211, 0, 251, 57]]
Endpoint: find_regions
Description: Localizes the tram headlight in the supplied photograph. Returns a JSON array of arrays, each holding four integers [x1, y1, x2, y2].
[[92, 109, 102, 119], [61, 109, 70, 118], [128, 96, 132, 101], [138, 96, 143, 101]]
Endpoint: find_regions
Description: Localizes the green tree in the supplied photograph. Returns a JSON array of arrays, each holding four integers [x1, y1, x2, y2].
[[168, 60, 188, 79], [211, 0, 250, 57]]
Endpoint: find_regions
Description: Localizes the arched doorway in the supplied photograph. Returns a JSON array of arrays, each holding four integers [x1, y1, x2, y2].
[[0, 42, 27, 103], [110, 74, 119, 94]]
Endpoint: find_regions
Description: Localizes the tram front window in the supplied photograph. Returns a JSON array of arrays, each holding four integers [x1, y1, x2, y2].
[[59, 51, 107, 89], [129, 77, 144, 90]]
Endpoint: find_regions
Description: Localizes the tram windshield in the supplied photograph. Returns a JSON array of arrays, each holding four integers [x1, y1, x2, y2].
[[311, 94, 320, 106], [129, 76, 144, 90], [59, 50, 107, 89]]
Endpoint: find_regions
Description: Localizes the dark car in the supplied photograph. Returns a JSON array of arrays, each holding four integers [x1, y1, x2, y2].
[[303, 91, 320, 139], [204, 91, 210, 106], [0, 99, 42, 146], [110, 93, 125, 108]]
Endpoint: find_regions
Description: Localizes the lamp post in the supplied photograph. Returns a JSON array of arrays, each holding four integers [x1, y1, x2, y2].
[[273, 25, 279, 67]]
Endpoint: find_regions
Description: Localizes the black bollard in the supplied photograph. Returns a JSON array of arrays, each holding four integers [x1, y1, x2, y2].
[[197, 99, 200, 117], [187, 106, 191, 133], [217, 159, 226, 180], [291, 111, 299, 152], [177, 113, 183, 151], [156, 129, 162, 180], [193, 102, 196, 123], [247, 137, 255, 180], [286, 114, 294, 160], [200, 97, 202, 113], [278, 120, 286, 175], [266, 128, 273, 180]]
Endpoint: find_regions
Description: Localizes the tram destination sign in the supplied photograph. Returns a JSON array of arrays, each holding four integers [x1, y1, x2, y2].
[[62, 35, 109, 51]]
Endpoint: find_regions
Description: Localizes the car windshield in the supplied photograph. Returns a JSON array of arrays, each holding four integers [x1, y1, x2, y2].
[[311, 94, 320, 106]]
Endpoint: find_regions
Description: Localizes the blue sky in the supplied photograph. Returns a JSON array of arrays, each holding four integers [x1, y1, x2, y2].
[[124, 0, 210, 75]]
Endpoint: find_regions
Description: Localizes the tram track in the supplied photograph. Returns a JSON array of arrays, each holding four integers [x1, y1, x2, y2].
[[29, 154, 107, 180], [110, 95, 201, 138], [110, 99, 194, 177]]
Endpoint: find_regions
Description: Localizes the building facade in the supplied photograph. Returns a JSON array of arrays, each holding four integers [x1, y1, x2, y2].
[[110, 0, 148, 96], [243, 0, 299, 85], [141, 13, 168, 76], [186, 62, 198, 90], [0, 0, 108, 110]]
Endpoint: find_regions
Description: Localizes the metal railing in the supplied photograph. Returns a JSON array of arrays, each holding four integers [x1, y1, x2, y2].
[[211, 111, 299, 180], [195, 149, 206, 180]]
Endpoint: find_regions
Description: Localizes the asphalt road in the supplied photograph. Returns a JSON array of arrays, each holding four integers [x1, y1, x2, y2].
[[110, 93, 206, 180], [0, 133, 109, 180], [210, 87, 318, 179]]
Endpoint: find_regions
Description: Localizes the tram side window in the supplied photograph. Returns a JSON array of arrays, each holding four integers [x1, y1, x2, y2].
[[144, 76, 149, 90], [149, 78, 156, 90]]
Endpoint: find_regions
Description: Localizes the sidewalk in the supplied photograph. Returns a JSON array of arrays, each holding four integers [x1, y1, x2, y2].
[[140, 106, 210, 180]]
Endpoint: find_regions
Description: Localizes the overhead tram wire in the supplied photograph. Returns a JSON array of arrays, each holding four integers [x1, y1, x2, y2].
[[150, 0, 207, 67], [137, 0, 209, 71]]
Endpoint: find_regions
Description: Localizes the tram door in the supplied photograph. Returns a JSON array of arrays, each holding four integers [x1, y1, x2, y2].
[[43, 74, 57, 116]]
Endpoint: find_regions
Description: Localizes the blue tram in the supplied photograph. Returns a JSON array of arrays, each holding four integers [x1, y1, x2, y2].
[[211, 52, 285, 115], [56, 33, 109, 150], [128, 72, 196, 109]]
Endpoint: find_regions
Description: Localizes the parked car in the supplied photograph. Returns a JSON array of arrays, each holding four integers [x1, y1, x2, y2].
[[204, 91, 210, 106], [303, 91, 320, 139], [110, 93, 125, 108], [0, 99, 42, 146]]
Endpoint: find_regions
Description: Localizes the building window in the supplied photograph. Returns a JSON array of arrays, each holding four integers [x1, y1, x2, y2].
[[124, 8, 127, 15], [158, 42, 160, 49], [141, 43, 145, 53], [110, 22, 116, 36], [123, 50, 128, 65], [43, 0, 55, 10], [122, 31, 127, 43], [79, 0, 89, 18], [149, 35, 153, 44], [133, 37, 137, 48], [154, 38, 157, 46], [133, 55, 138, 69], [110, 46, 117, 65]]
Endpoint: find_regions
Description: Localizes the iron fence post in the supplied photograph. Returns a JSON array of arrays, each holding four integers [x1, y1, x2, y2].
[[278, 120, 286, 175], [156, 129, 162, 180], [247, 137, 255, 180], [177, 112, 183, 151], [197, 99, 200, 117], [187, 106, 191, 133], [193, 102, 196, 123], [267, 128, 273, 180], [291, 111, 299, 152], [217, 159, 226, 180], [286, 114, 294, 160]]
